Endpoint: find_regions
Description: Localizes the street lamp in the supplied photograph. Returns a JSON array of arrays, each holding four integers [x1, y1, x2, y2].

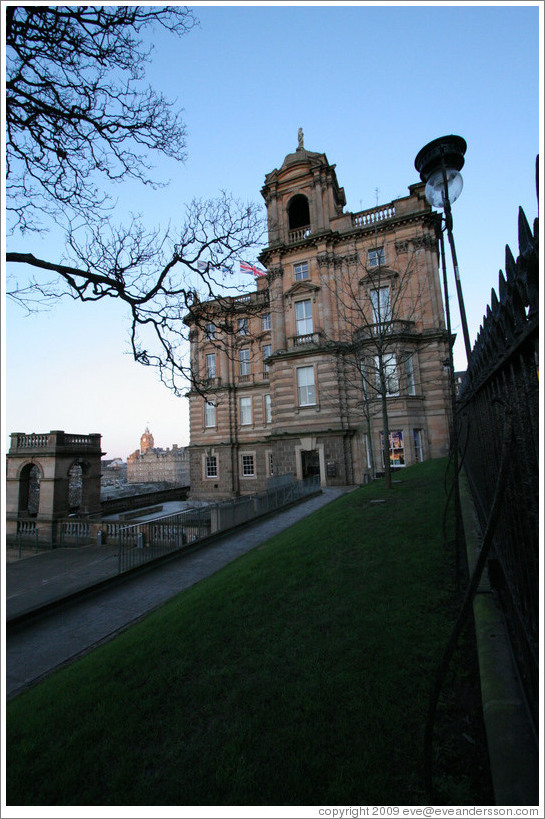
[[416, 137, 471, 791], [415, 135, 472, 364]]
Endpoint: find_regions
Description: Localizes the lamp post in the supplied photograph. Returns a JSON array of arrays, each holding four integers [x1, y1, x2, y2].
[[415, 135, 470, 594], [416, 136, 470, 791], [414, 135, 472, 365]]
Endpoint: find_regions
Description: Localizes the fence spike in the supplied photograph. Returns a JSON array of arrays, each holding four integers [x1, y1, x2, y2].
[[498, 271, 508, 306], [505, 245, 517, 282], [518, 207, 536, 261]]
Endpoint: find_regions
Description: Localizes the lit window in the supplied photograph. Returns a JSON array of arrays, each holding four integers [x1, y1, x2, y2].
[[205, 353, 216, 379], [368, 247, 385, 267], [370, 287, 392, 327], [261, 313, 271, 331], [375, 354, 399, 396], [380, 430, 405, 468], [204, 401, 216, 428], [239, 348, 250, 376], [205, 323, 216, 340], [264, 394, 272, 423], [240, 396, 252, 425], [294, 262, 309, 280], [206, 455, 218, 478], [405, 354, 416, 395], [297, 366, 316, 406], [238, 317, 249, 335], [241, 454, 255, 477], [295, 299, 313, 336]]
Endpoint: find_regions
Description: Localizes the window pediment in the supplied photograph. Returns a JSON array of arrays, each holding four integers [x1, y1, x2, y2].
[[359, 266, 399, 286], [284, 281, 321, 303]]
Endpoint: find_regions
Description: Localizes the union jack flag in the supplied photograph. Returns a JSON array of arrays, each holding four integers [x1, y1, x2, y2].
[[240, 261, 266, 277]]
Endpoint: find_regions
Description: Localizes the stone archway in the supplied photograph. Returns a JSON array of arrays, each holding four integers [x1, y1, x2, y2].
[[68, 461, 83, 513], [18, 461, 43, 516], [6, 430, 103, 545]]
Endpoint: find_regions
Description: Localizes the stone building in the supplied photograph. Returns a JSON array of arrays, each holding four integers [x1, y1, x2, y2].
[[126, 427, 190, 485], [6, 430, 103, 545], [185, 140, 452, 500]]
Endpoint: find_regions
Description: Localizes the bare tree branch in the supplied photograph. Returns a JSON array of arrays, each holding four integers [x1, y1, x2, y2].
[[6, 6, 267, 393], [6, 5, 198, 233]]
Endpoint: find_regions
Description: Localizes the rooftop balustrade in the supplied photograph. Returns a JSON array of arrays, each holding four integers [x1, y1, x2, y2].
[[9, 431, 101, 452], [352, 203, 396, 228]]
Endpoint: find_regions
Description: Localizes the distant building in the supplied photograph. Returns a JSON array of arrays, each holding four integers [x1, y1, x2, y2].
[[126, 427, 189, 485], [101, 457, 128, 487]]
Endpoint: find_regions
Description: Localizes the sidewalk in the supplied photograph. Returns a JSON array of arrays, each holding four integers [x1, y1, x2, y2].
[[6, 487, 354, 699]]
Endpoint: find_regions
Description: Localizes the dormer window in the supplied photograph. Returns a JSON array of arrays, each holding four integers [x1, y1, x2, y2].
[[287, 194, 310, 231]]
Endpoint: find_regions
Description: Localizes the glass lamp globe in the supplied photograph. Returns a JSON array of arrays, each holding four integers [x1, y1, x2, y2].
[[424, 167, 464, 209]]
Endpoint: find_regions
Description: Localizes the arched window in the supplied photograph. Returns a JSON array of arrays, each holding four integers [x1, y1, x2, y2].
[[287, 194, 310, 231], [68, 463, 83, 513], [19, 463, 41, 516]]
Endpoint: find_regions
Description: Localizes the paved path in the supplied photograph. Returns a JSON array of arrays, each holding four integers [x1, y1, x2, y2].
[[6, 487, 354, 699]]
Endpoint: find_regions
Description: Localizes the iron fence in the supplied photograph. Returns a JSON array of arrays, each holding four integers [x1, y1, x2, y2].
[[457, 189, 539, 731], [116, 475, 320, 574]]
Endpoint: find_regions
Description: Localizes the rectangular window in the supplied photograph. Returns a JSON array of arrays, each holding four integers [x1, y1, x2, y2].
[[205, 455, 217, 478], [205, 353, 216, 379], [204, 400, 216, 428], [268, 452, 274, 476], [205, 323, 216, 340], [237, 317, 249, 335], [240, 396, 252, 425], [263, 343, 272, 373], [239, 348, 250, 376], [413, 429, 424, 463], [297, 365, 316, 406], [371, 286, 392, 327], [375, 354, 399, 396], [360, 358, 368, 398], [405, 354, 416, 395], [261, 313, 271, 331], [294, 262, 309, 280], [241, 454, 255, 477], [295, 299, 313, 336], [264, 394, 272, 423], [368, 247, 385, 267], [364, 433, 372, 470], [380, 430, 405, 467]]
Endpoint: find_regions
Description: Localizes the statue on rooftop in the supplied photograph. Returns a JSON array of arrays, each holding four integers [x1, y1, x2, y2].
[[297, 127, 304, 150]]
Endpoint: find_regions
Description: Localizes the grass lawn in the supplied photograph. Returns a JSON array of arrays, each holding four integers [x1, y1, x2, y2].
[[6, 458, 493, 806]]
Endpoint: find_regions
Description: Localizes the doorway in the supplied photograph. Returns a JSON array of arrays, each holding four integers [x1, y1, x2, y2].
[[301, 449, 320, 480]]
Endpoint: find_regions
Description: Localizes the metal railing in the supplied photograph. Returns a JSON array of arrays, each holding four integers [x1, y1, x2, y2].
[[457, 190, 539, 732], [116, 475, 320, 574]]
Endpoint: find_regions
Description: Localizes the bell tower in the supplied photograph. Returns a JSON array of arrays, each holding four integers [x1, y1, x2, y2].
[[140, 426, 154, 453], [260, 130, 346, 247]]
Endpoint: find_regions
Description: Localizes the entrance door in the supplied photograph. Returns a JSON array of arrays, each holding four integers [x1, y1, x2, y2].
[[301, 449, 320, 480]]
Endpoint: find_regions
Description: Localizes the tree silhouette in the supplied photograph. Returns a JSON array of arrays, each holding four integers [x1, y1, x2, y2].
[[6, 5, 265, 392]]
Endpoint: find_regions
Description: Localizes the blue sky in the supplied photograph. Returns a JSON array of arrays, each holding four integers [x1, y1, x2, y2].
[[3, 1, 542, 460]]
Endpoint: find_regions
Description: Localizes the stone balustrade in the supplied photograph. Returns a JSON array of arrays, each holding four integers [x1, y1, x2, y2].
[[352, 204, 396, 228], [288, 226, 312, 243], [288, 331, 325, 348], [10, 431, 101, 452]]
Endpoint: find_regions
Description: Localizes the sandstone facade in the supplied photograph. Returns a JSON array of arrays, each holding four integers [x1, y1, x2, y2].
[[185, 142, 451, 499]]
